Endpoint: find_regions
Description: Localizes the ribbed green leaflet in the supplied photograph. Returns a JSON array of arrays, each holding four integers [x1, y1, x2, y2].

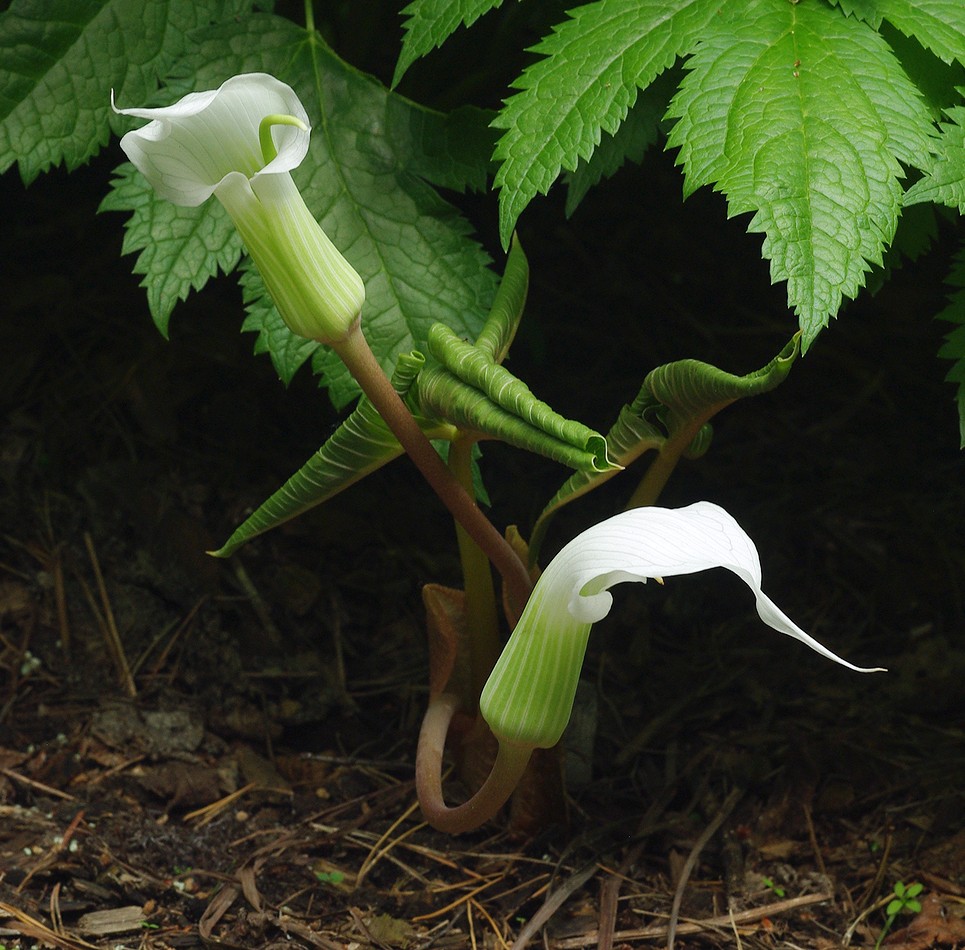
[[474, 233, 529, 363], [212, 353, 443, 556], [420, 322, 614, 472], [529, 334, 800, 560]]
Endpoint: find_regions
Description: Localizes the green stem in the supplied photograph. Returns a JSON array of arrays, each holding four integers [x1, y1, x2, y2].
[[625, 424, 699, 509], [448, 435, 503, 705], [331, 326, 531, 620], [303, 0, 315, 33], [416, 693, 533, 833]]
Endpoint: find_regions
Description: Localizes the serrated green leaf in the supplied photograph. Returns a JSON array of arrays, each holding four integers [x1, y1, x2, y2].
[[0, 0, 252, 183], [529, 335, 799, 561], [831, 0, 965, 69], [935, 246, 965, 446], [162, 14, 497, 408], [868, 1, 965, 68], [666, 0, 936, 347], [98, 163, 243, 335], [394, 0, 509, 88], [213, 353, 445, 556], [904, 100, 965, 213], [564, 74, 668, 217], [492, 0, 731, 247]]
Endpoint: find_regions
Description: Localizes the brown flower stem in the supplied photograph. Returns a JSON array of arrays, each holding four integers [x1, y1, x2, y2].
[[416, 693, 533, 833], [332, 326, 532, 619]]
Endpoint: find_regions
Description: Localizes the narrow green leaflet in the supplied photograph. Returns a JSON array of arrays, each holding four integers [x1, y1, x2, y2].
[[212, 353, 447, 556], [529, 335, 799, 561], [935, 247, 965, 447], [0, 0, 251, 183], [394, 0, 509, 87], [904, 100, 965, 214], [474, 234, 530, 363], [414, 363, 612, 472], [113, 13, 498, 407], [666, 0, 936, 347], [99, 163, 243, 335], [491, 0, 730, 247]]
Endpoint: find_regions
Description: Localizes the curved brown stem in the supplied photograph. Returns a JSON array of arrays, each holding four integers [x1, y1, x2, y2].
[[332, 327, 531, 621], [416, 693, 533, 834]]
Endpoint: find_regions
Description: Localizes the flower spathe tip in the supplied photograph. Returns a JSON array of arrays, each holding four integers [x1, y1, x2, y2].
[[480, 501, 884, 750], [112, 73, 365, 343]]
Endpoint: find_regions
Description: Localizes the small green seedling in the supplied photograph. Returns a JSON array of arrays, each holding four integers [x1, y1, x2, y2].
[[314, 870, 345, 885], [762, 876, 786, 898], [875, 881, 923, 950]]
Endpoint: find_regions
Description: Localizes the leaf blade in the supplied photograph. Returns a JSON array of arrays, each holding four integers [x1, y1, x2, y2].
[[666, 0, 936, 345], [492, 0, 729, 246]]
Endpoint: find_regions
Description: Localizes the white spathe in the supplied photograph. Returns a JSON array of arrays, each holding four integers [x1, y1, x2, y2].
[[480, 501, 883, 749], [113, 73, 364, 343]]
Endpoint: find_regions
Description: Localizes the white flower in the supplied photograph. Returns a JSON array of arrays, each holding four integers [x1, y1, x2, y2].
[[112, 73, 365, 343], [480, 501, 883, 749]]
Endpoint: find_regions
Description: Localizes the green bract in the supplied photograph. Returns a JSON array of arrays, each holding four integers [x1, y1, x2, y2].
[[112, 72, 365, 344], [480, 501, 884, 749]]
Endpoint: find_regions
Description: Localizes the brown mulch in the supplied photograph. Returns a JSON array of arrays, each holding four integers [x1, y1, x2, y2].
[[3, 154, 965, 950]]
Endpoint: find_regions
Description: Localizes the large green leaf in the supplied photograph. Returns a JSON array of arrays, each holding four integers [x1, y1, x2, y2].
[[529, 335, 799, 560], [666, 0, 936, 347], [491, 0, 732, 246], [0, 0, 251, 183]]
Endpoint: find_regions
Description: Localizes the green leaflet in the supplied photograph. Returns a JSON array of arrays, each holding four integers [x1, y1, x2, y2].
[[832, 0, 965, 69], [417, 323, 614, 472], [99, 163, 243, 336], [904, 99, 965, 214], [529, 335, 800, 561], [415, 364, 610, 472], [394, 0, 509, 88], [564, 72, 672, 218], [0, 0, 252, 183], [492, 0, 731, 247], [667, 0, 936, 348], [474, 234, 530, 363], [212, 353, 445, 557]]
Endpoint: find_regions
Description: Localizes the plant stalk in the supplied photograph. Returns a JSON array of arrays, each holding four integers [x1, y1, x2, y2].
[[625, 423, 700, 509], [332, 325, 531, 619], [416, 693, 533, 833]]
